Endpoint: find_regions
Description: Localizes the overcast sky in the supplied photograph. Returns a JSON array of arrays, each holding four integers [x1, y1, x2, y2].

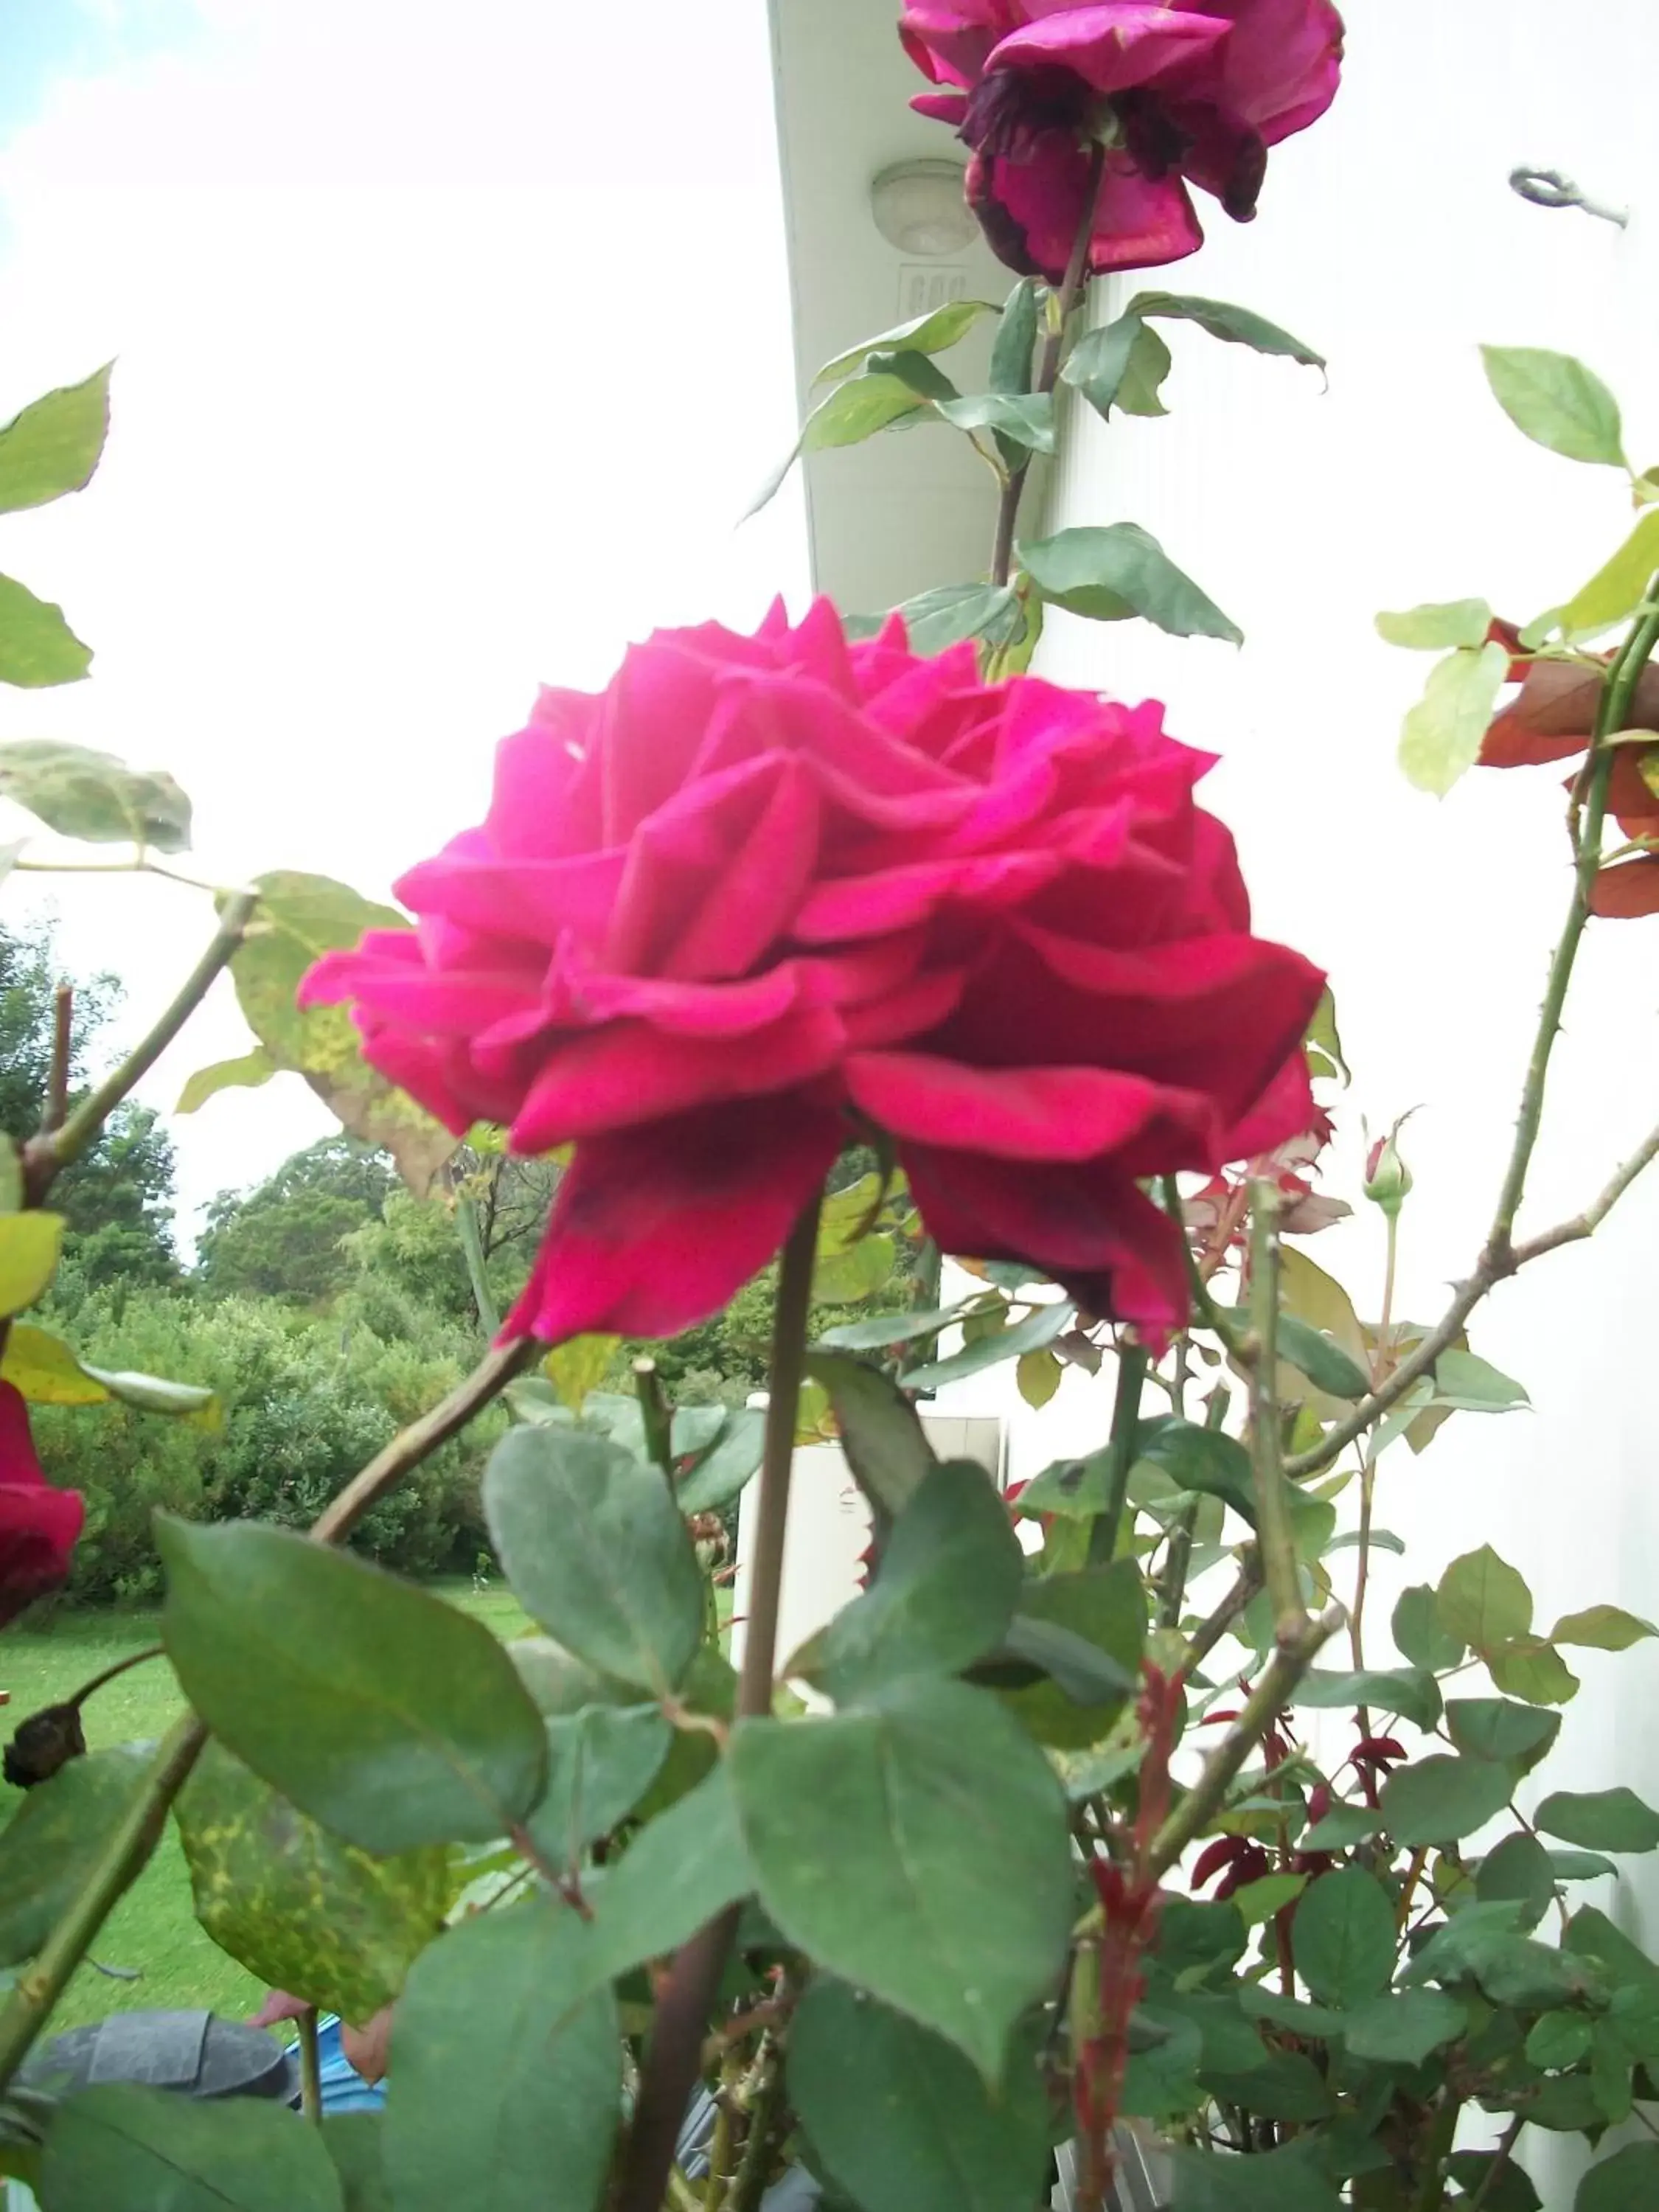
[[0, 0, 808, 1233]]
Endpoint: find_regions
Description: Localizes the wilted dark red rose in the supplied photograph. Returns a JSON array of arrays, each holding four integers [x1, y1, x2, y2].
[[901, 1, 1343, 279], [302, 599, 1324, 1347], [1478, 633, 1659, 918], [0, 1380, 83, 1627]]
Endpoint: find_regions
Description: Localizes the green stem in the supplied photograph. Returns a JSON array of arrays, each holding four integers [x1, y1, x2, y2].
[[989, 142, 1107, 587], [297, 2007, 322, 2124], [1411, 2093, 1462, 2212], [1158, 1388, 1230, 1630], [310, 1337, 539, 1545], [451, 1181, 500, 1338], [1149, 1606, 1343, 1877], [1465, 2118, 1524, 2212], [24, 890, 257, 1200], [1157, 1503, 1198, 1630], [633, 1356, 675, 1478], [1088, 1341, 1148, 1564], [615, 1192, 824, 2212], [42, 984, 72, 1135], [1245, 1182, 1304, 1644], [65, 1643, 165, 1710], [0, 1714, 207, 2091], [735, 1196, 823, 1717], [1489, 596, 1659, 1257], [726, 2053, 783, 2212]]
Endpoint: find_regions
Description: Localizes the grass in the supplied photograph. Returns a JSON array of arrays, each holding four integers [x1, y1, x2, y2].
[[0, 1579, 531, 2037]]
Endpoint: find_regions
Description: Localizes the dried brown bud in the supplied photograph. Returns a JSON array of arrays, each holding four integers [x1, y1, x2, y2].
[[3, 1701, 87, 1788]]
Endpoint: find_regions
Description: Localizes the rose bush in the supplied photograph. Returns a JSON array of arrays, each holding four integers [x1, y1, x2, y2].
[[900, 0, 1344, 277], [0, 1379, 83, 1624], [304, 598, 1324, 1346]]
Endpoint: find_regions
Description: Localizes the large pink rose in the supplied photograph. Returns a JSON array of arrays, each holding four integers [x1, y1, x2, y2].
[[302, 600, 1324, 1346], [900, 1, 1344, 279], [0, 1380, 83, 1626]]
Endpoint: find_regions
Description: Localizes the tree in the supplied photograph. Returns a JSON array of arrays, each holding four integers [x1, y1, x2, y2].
[[0, 915, 178, 1290], [196, 1137, 397, 1304]]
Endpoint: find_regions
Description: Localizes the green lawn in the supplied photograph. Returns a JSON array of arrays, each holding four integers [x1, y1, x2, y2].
[[1, 1580, 531, 2037]]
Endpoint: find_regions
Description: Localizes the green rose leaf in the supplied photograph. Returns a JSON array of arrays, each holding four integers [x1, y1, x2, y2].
[[1436, 1545, 1533, 1655], [385, 1905, 618, 2212], [1557, 508, 1659, 635], [1481, 345, 1627, 467], [862, 349, 962, 405], [1445, 1698, 1559, 1772], [935, 391, 1055, 453], [787, 1978, 1051, 2212], [1476, 1832, 1558, 1933], [1381, 1755, 1512, 1846], [813, 1228, 897, 1305], [39, 2084, 342, 2212], [729, 1677, 1073, 2076], [1301, 1804, 1380, 1851], [1275, 1315, 1370, 1400], [177, 1740, 451, 2021], [816, 299, 1000, 385], [160, 1517, 547, 1852], [1551, 1604, 1658, 1651], [1340, 1988, 1466, 2066], [1394, 1583, 1466, 1672], [806, 1352, 938, 1517], [1112, 322, 1175, 417], [524, 1704, 672, 1865], [484, 1425, 703, 1696], [1398, 640, 1510, 796], [321, 2115, 388, 2212], [1527, 2009, 1595, 2071], [175, 1048, 280, 1116], [0, 580, 91, 689], [999, 1559, 1142, 1742], [673, 1408, 766, 1516], [1133, 1418, 1256, 1523], [0, 739, 189, 847], [747, 373, 930, 515], [588, 1759, 752, 1980], [226, 872, 457, 1195], [1129, 292, 1325, 370], [1018, 524, 1242, 643], [1292, 1668, 1441, 1733], [1487, 1638, 1579, 1706], [900, 1298, 1074, 1391], [1430, 1348, 1529, 1411], [0, 1747, 150, 1966], [1575, 2142, 1659, 2210], [818, 1295, 992, 1354], [1375, 598, 1495, 651], [989, 278, 1038, 396], [1016, 1349, 1061, 1408], [1291, 1867, 1395, 2008], [0, 1211, 61, 1317], [1060, 315, 1172, 421], [0, 365, 111, 513], [1551, 1850, 1618, 1883], [881, 582, 1023, 659], [1536, 1788, 1659, 1854], [1164, 2140, 1340, 2210], [791, 1458, 1021, 1702]]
